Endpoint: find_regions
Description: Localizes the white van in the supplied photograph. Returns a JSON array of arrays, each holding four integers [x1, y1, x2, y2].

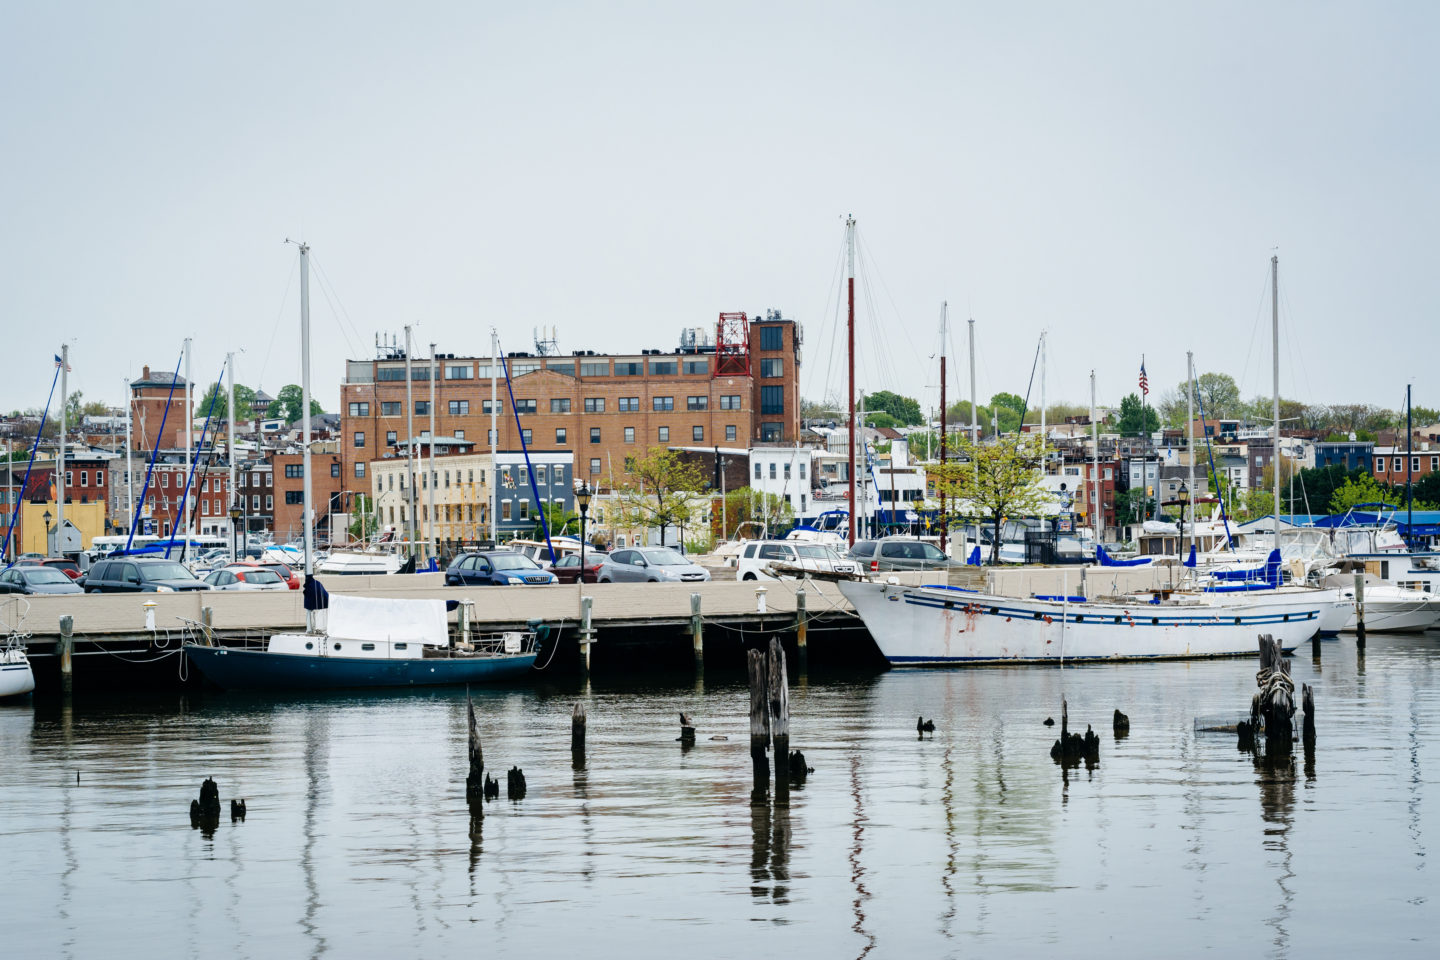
[[734, 540, 858, 581]]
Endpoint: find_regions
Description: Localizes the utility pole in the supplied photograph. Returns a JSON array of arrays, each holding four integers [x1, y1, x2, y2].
[[404, 324, 417, 558]]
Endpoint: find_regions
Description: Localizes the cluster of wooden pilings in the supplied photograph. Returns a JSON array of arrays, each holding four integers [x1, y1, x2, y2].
[[747, 636, 806, 806], [1237, 633, 1316, 768]]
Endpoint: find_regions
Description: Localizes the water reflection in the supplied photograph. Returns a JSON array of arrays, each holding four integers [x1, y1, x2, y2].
[[749, 803, 791, 904], [848, 753, 875, 959], [300, 707, 330, 958]]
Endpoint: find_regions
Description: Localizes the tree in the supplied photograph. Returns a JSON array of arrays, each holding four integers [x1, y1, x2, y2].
[[861, 410, 899, 430], [198, 381, 257, 421], [1192, 372, 1241, 419], [63, 390, 83, 425], [81, 400, 110, 417], [1329, 474, 1393, 514], [864, 390, 924, 426], [348, 494, 378, 543], [801, 397, 841, 423], [533, 501, 577, 540], [990, 392, 1026, 416], [719, 486, 794, 538], [1116, 393, 1159, 436], [1155, 388, 1189, 429], [1288, 465, 1365, 516], [930, 434, 1047, 564], [1113, 487, 1150, 527], [615, 446, 708, 546], [273, 384, 324, 423]]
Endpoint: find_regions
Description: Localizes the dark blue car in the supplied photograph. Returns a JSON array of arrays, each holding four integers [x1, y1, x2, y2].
[[445, 550, 559, 587]]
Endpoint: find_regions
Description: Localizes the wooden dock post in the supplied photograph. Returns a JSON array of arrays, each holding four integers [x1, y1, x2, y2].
[[794, 587, 808, 672], [690, 593, 703, 671], [579, 595, 594, 675], [747, 648, 771, 805], [1301, 682, 1315, 749], [768, 637, 790, 807], [57, 615, 74, 695], [465, 688, 485, 807], [1353, 572, 1366, 650], [571, 702, 586, 763]]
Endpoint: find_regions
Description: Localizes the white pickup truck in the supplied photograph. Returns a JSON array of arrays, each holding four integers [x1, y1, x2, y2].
[[734, 540, 859, 581]]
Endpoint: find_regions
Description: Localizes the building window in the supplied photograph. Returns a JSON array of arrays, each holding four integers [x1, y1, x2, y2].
[[799, 462, 807, 479], [761, 422, 783, 442], [590, 428, 601, 444], [413, 401, 430, 416], [376, 367, 406, 382], [1433, 456, 1439, 471], [580, 362, 609, 377], [801, 494, 807, 512], [547, 361, 575, 377], [658, 426, 669, 442], [693, 426, 704, 442], [161, 472, 169, 488], [648, 360, 677, 375], [502, 500, 512, 521], [509, 362, 540, 376], [521, 429, 533, 444], [285, 490, 304, 505], [687, 396, 708, 411], [446, 365, 472, 380], [79, 470, 87, 486], [200, 499, 209, 515], [481, 399, 497, 414], [1374, 458, 1385, 473], [348, 401, 370, 416], [624, 427, 635, 443], [614, 362, 642, 376], [381, 401, 401, 416], [514, 399, 537, 415], [589, 458, 601, 474], [265, 495, 273, 511], [760, 326, 783, 351], [584, 398, 605, 413], [1413, 457, 1422, 472], [653, 396, 674, 412], [556, 428, 568, 444], [683, 359, 708, 375], [760, 358, 784, 378], [96, 472, 104, 488], [355, 462, 366, 478], [755, 462, 762, 479], [519, 500, 530, 521], [449, 400, 470, 415], [1395, 457, 1403, 471], [331, 463, 341, 478], [760, 386, 784, 415], [784, 463, 791, 479], [550, 398, 571, 413], [726, 425, 737, 442], [769, 463, 777, 479], [535, 466, 546, 484], [720, 395, 742, 410], [618, 397, 639, 412]]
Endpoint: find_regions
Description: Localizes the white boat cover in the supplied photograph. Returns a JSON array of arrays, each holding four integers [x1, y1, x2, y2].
[[322, 595, 449, 645]]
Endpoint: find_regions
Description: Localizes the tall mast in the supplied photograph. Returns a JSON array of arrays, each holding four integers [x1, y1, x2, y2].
[[489, 328, 499, 544], [1039, 331, 1046, 473], [428, 341, 438, 562], [404, 323, 416, 558], [299, 244, 314, 583], [968, 317, 978, 487], [1407, 383, 1413, 544], [1091, 370, 1099, 542], [226, 352, 237, 562], [1271, 255, 1280, 553], [56, 344, 68, 552], [1186, 351, 1195, 558], [125, 373, 133, 527], [939, 301, 947, 555], [183, 337, 192, 540], [845, 215, 857, 546]]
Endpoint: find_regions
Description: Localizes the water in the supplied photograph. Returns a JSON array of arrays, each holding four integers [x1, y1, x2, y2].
[[4, 636, 1437, 959]]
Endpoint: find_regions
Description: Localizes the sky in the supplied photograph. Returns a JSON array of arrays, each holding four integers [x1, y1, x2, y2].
[[3, 1, 1436, 422]]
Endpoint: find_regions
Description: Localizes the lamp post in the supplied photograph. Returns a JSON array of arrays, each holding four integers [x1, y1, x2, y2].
[[229, 502, 242, 563], [43, 509, 53, 556], [1177, 481, 1189, 560], [576, 482, 592, 582]]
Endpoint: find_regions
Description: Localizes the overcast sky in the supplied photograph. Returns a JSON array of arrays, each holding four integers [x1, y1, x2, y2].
[[3, 1, 1435, 422]]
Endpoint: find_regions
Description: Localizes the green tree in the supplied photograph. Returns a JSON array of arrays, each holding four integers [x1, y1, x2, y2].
[[63, 390, 83, 425], [1288, 465, 1364, 516], [990, 392, 1026, 415], [1113, 487, 1149, 527], [273, 384, 324, 423], [930, 433, 1047, 564], [80, 400, 110, 417], [1192, 372, 1241, 419], [616, 446, 709, 546], [861, 410, 899, 430], [348, 494, 378, 542], [1329, 474, 1393, 513], [533, 501, 577, 539], [719, 486, 793, 538], [864, 390, 924, 426], [1116, 393, 1159, 436], [197, 381, 257, 421]]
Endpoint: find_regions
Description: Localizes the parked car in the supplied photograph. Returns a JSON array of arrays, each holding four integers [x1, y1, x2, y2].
[[734, 541, 859, 581], [848, 537, 962, 572], [0, 565, 84, 595], [251, 561, 301, 590], [596, 547, 711, 583], [445, 551, 559, 586], [203, 566, 289, 591], [547, 551, 609, 584], [81, 557, 209, 593], [15, 557, 83, 580]]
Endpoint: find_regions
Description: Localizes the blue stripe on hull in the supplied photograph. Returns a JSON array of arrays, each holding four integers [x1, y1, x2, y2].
[[902, 594, 1317, 626], [887, 646, 1299, 666], [184, 646, 536, 690]]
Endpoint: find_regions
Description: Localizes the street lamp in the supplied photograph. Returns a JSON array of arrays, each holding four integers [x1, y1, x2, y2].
[[229, 502, 243, 562], [576, 482, 592, 582], [1177, 481, 1189, 559], [43, 509, 53, 556]]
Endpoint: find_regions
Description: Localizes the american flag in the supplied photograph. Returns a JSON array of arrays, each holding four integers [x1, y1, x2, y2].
[[54, 354, 70, 372], [1138, 358, 1149, 397]]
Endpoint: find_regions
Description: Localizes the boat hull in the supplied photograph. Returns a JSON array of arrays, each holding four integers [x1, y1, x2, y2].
[[1, 659, 36, 699], [1341, 601, 1440, 633], [838, 581, 1322, 666], [184, 644, 536, 690]]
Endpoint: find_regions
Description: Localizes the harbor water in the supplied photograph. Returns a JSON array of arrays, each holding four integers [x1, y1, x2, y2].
[[3, 634, 1437, 958]]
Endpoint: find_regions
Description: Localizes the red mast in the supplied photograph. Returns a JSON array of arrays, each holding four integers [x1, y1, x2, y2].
[[846, 216, 857, 546]]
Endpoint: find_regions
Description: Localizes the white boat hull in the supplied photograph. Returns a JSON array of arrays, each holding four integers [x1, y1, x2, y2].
[[1342, 600, 1440, 633], [1, 650, 36, 698], [838, 581, 1324, 666]]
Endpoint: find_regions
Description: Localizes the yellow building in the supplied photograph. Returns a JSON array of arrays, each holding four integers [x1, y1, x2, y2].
[[20, 500, 106, 555]]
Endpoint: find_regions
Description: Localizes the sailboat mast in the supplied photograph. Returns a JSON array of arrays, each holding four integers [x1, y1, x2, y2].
[[404, 324, 416, 559], [125, 373, 133, 531], [1186, 350, 1195, 557], [226, 352, 236, 562], [429, 341, 438, 563], [1407, 383, 1413, 544], [1039, 331, 1046, 473], [489, 328, 499, 544], [939, 301, 947, 555], [846, 215, 856, 546], [1091, 370, 1099, 542], [968, 317, 978, 487], [1271, 255, 1280, 553], [299, 243, 314, 580], [183, 337, 192, 541], [56, 344, 67, 552]]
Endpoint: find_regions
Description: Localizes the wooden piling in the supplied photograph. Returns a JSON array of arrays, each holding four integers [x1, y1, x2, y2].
[[1301, 682, 1315, 749], [579, 596, 594, 674], [747, 648, 770, 805], [465, 688, 485, 807], [690, 593, 703, 671], [1354, 572, 1366, 649], [768, 637, 790, 807], [795, 587, 808, 672], [679, 711, 696, 745], [57, 615, 73, 696], [571, 702, 586, 758], [1256, 633, 1294, 758]]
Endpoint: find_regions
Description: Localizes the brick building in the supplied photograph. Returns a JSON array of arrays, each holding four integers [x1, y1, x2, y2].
[[1372, 444, 1440, 486], [130, 366, 192, 452], [272, 448, 345, 545], [108, 457, 232, 538], [338, 313, 802, 502]]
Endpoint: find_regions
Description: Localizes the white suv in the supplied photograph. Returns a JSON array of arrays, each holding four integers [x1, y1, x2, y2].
[[734, 540, 859, 581]]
